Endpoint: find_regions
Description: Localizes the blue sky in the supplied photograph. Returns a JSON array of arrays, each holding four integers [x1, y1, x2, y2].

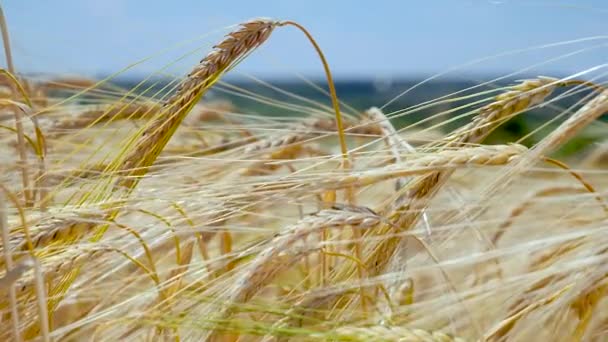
[[3, 0, 608, 79]]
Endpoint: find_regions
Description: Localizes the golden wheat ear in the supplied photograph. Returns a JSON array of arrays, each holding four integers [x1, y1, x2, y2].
[[116, 19, 277, 191]]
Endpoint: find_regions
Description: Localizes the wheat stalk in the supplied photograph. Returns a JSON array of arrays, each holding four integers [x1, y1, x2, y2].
[[0, 5, 32, 206], [0, 190, 21, 341]]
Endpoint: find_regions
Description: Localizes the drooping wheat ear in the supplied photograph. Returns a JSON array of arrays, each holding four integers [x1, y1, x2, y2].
[[357, 78, 565, 278], [12, 244, 129, 293], [406, 77, 565, 205], [427, 85, 608, 276], [569, 270, 608, 340], [205, 207, 380, 339], [229, 208, 379, 301], [316, 325, 467, 342], [455, 88, 608, 232], [116, 19, 277, 190], [484, 285, 569, 341]]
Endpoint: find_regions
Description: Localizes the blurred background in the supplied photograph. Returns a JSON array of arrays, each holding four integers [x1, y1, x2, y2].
[[4, 0, 607, 153]]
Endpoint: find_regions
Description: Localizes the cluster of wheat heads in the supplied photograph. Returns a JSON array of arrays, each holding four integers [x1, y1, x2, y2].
[[0, 16, 607, 342]]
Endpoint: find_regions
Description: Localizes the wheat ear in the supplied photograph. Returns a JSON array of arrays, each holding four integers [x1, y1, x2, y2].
[[204, 208, 380, 339], [0, 190, 22, 341], [443, 77, 559, 145], [344, 78, 565, 287], [456, 88, 608, 235], [116, 19, 277, 190], [39, 19, 280, 327], [311, 144, 526, 190]]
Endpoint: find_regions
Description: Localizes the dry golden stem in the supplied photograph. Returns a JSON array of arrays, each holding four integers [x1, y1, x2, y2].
[[0, 6, 31, 206], [0, 190, 22, 342], [320, 190, 336, 287], [274, 23, 364, 310], [277, 21, 349, 167], [32, 258, 50, 342]]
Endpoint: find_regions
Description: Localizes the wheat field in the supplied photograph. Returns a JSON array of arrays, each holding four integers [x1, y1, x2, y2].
[[0, 11, 608, 342]]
